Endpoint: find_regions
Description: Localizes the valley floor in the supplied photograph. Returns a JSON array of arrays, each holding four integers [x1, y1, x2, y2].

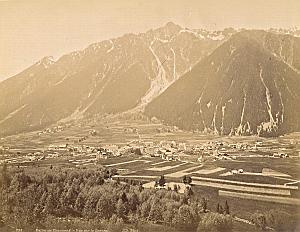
[[0, 117, 300, 231]]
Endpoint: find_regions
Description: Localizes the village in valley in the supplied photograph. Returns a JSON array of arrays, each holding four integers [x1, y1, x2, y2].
[[1, 117, 300, 211]]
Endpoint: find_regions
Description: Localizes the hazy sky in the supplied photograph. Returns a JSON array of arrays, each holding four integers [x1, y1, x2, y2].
[[1, 0, 300, 80]]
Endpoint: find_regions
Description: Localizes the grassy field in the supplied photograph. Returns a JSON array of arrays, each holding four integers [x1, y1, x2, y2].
[[192, 180, 292, 195], [214, 156, 300, 178], [219, 190, 300, 205], [191, 185, 300, 220]]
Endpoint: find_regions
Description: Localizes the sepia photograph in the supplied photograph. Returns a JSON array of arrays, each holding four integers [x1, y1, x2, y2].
[[0, 0, 300, 231]]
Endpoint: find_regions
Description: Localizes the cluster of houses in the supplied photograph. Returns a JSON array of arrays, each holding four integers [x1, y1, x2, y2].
[[44, 140, 190, 161], [0, 148, 46, 164], [141, 140, 187, 161], [0, 146, 10, 152], [30, 139, 292, 164], [47, 143, 140, 160], [37, 125, 65, 136], [271, 152, 289, 158], [230, 169, 244, 174], [0, 136, 294, 167]]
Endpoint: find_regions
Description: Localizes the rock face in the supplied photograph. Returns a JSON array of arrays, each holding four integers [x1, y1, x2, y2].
[[145, 30, 300, 136], [0, 22, 230, 136]]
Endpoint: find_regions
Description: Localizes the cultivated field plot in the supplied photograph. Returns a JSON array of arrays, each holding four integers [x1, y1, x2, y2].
[[192, 167, 226, 175], [105, 159, 150, 167], [128, 161, 199, 177], [147, 162, 186, 171], [165, 165, 204, 178], [219, 190, 300, 205], [192, 180, 292, 196], [215, 156, 300, 180]]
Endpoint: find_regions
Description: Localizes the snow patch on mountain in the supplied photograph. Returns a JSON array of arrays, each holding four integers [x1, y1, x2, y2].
[[274, 79, 284, 123], [53, 74, 69, 86], [221, 104, 226, 134], [208, 34, 225, 41], [206, 101, 211, 108], [37, 56, 55, 69], [236, 90, 247, 135], [107, 40, 115, 53], [0, 104, 27, 125], [140, 39, 168, 106], [179, 29, 205, 39], [259, 66, 275, 124]]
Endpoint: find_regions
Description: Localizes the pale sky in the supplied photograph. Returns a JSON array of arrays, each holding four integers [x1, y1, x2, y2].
[[1, 0, 300, 80]]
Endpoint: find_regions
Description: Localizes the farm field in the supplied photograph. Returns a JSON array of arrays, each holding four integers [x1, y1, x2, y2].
[[219, 190, 300, 205], [105, 154, 300, 211]]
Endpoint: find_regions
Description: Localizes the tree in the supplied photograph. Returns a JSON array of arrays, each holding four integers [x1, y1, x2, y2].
[[96, 177, 104, 185], [83, 191, 98, 218], [128, 192, 139, 212], [219, 205, 224, 214], [251, 212, 267, 231], [0, 162, 10, 188], [173, 205, 197, 230], [157, 175, 166, 187], [108, 214, 124, 232], [182, 175, 187, 184], [74, 192, 85, 214], [10, 171, 31, 190], [184, 186, 193, 197], [148, 198, 163, 222], [173, 184, 178, 192], [63, 184, 78, 209], [95, 195, 114, 219], [140, 201, 151, 219], [121, 192, 128, 203], [116, 199, 127, 219], [186, 176, 192, 185], [224, 200, 230, 215], [33, 203, 44, 221], [162, 202, 177, 225], [216, 203, 220, 213], [182, 175, 192, 185], [180, 195, 189, 205], [44, 193, 56, 215], [0, 215, 3, 227], [138, 181, 144, 192], [201, 198, 208, 213]]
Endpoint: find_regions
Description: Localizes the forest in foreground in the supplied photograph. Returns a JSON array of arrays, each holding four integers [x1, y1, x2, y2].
[[0, 164, 298, 232]]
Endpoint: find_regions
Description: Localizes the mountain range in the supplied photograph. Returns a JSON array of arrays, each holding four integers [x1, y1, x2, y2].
[[0, 22, 299, 137], [145, 30, 300, 136]]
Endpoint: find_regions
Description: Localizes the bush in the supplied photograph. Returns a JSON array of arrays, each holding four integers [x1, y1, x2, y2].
[[251, 210, 297, 231], [265, 210, 295, 232], [197, 212, 233, 232], [107, 214, 124, 232], [173, 204, 198, 230], [250, 212, 267, 231]]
